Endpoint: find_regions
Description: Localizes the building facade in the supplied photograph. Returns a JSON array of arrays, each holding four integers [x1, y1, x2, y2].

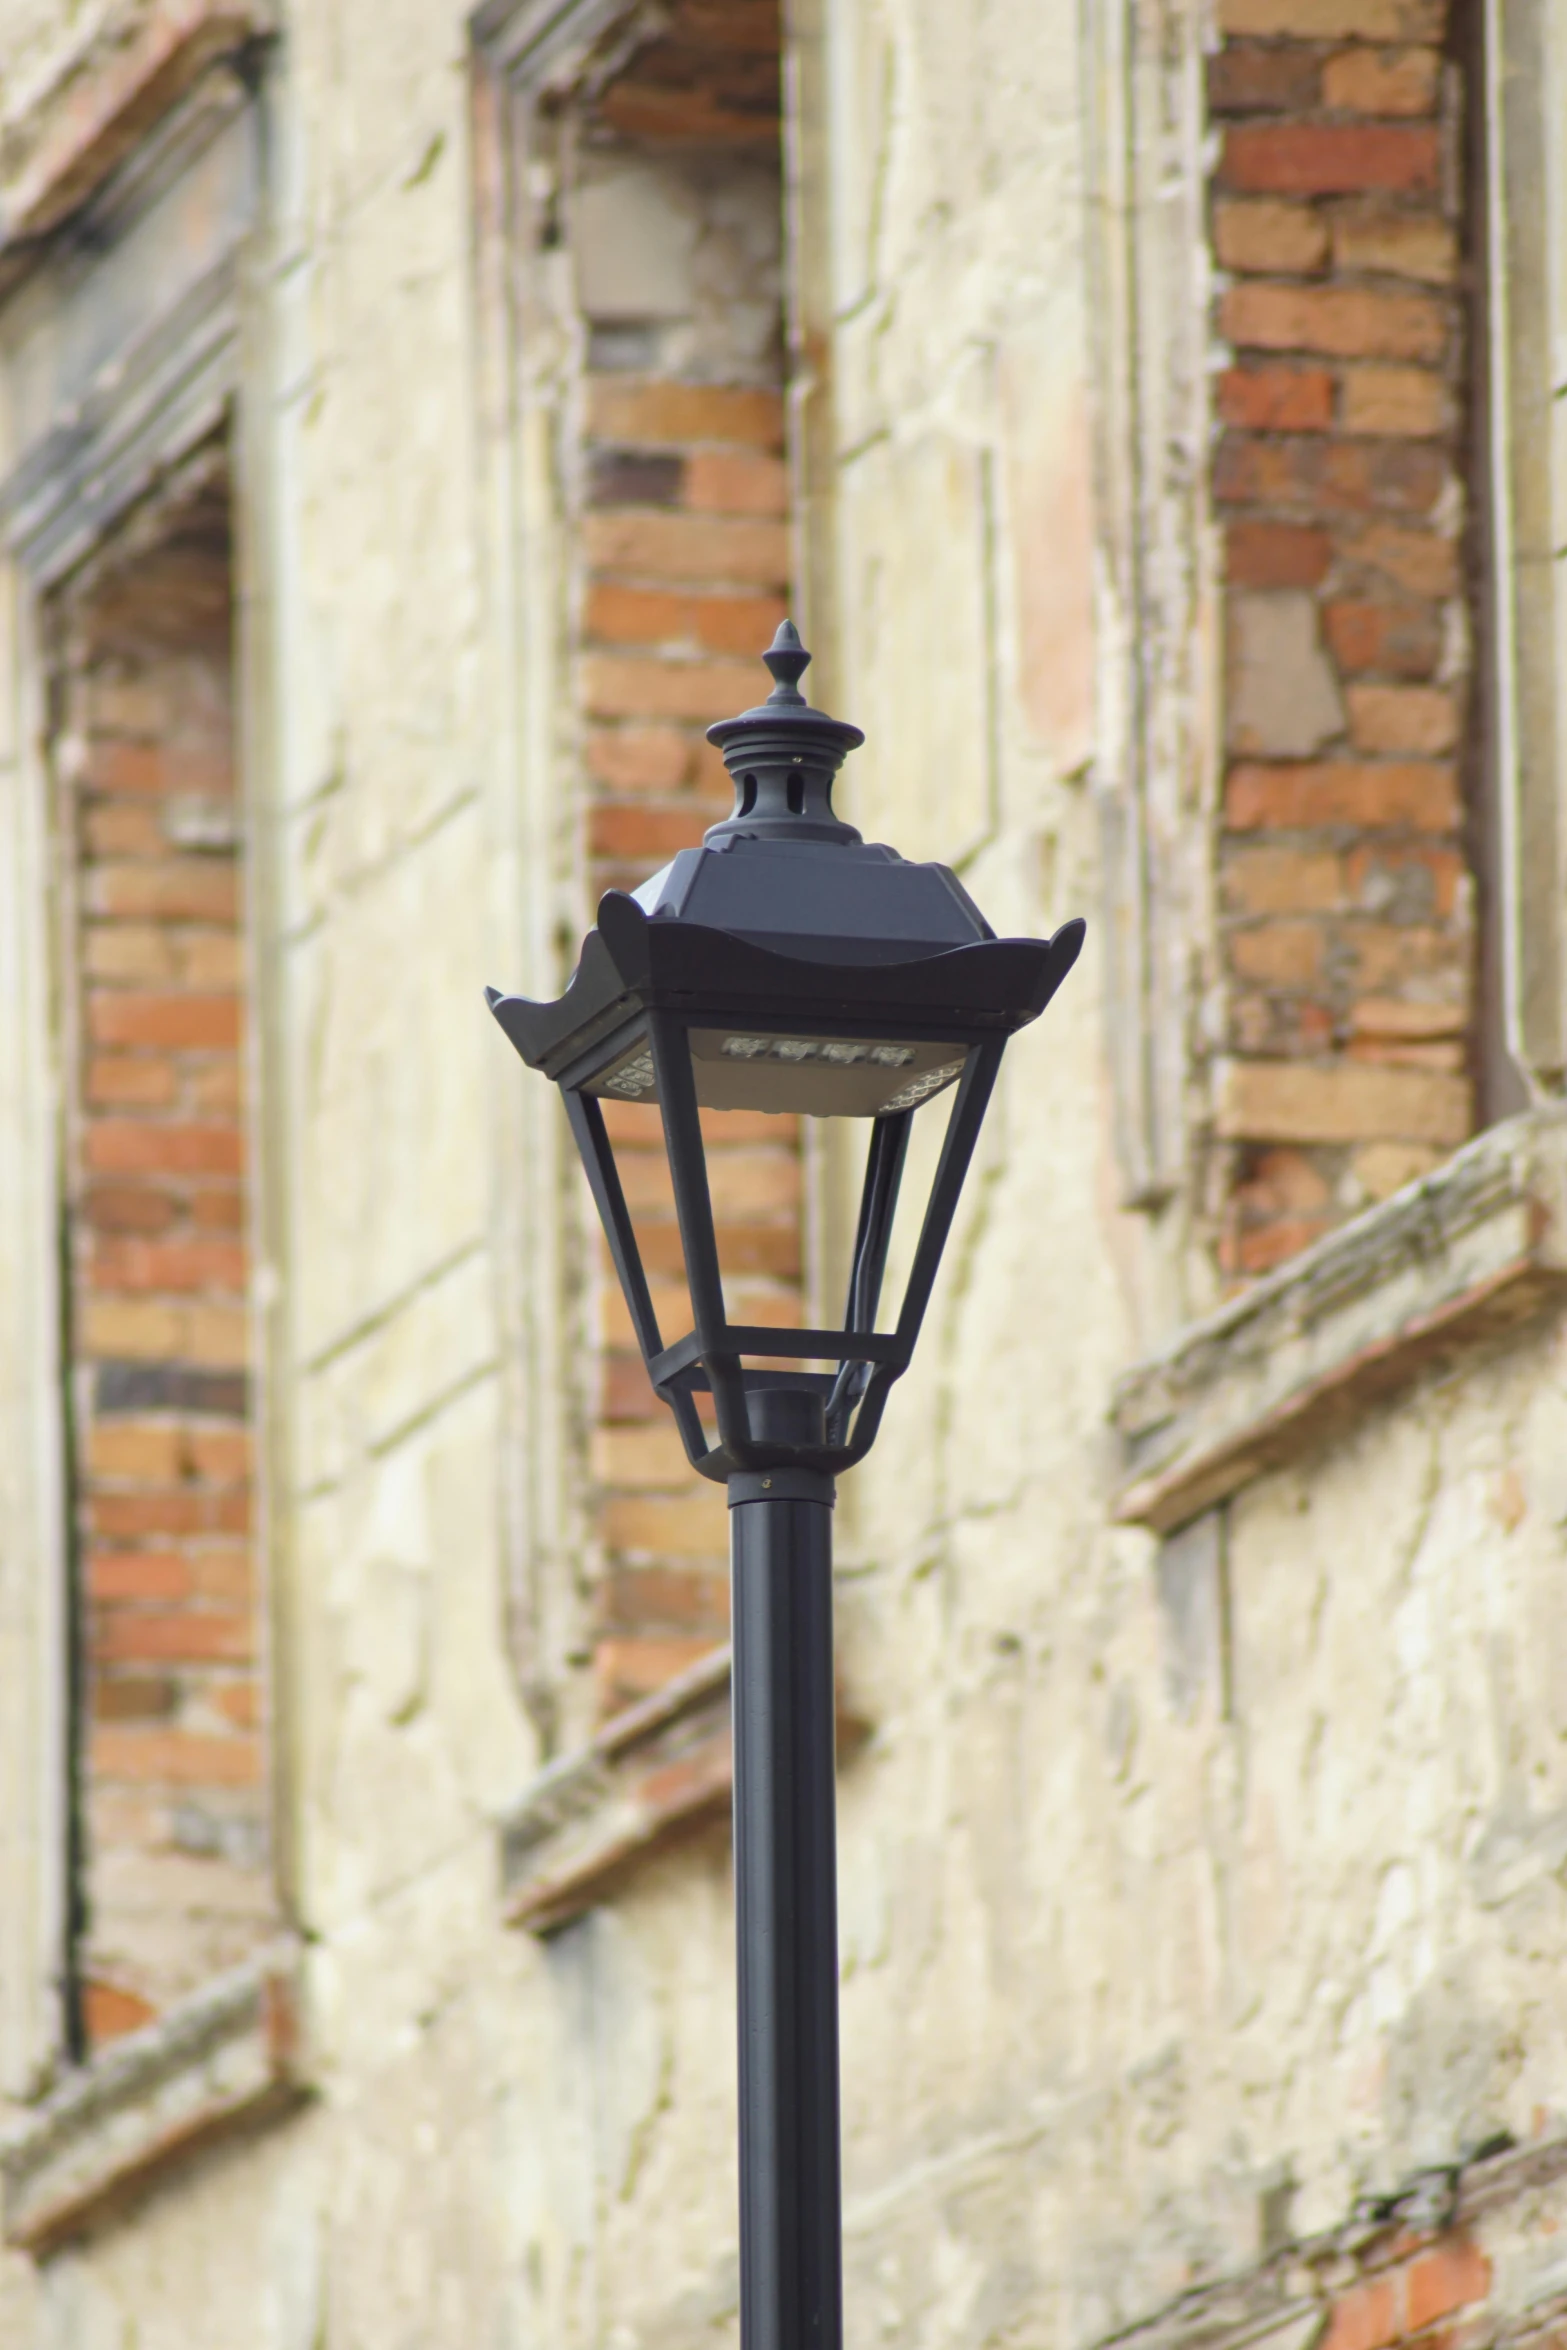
[[3, 0, 1567, 2343]]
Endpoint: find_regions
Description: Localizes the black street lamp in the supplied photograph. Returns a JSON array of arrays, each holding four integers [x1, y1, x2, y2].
[[487, 623, 1082, 2350]]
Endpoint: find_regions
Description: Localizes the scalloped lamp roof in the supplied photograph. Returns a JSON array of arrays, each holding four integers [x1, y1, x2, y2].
[[486, 620, 1084, 1117]]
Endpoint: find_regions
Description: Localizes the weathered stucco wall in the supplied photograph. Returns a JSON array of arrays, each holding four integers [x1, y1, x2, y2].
[[4, 0, 1567, 2344]]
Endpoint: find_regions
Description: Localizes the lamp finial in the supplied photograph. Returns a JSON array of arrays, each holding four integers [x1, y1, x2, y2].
[[762, 619, 811, 704]]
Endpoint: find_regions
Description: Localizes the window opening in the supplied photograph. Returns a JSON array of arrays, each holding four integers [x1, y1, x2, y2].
[[50, 441, 272, 2050]]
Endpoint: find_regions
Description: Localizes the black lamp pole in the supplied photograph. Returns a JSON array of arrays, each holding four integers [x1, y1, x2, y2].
[[487, 624, 1083, 2350], [731, 1389, 843, 2350]]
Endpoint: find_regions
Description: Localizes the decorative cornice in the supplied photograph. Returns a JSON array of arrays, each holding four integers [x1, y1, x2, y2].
[[0, 0, 271, 267], [468, 0, 645, 91], [0, 1941, 305, 2255], [0, 72, 258, 581], [1112, 1111, 1567, 1535], [500, 1645, 869, 1932], [1095, 2139, 1567, 2350]]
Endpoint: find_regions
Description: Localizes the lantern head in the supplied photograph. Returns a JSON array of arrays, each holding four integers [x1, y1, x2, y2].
[[487, 623, 1083, 1482]]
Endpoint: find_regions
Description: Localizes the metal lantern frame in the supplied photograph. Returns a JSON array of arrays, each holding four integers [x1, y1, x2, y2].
[[497, 887, 1083, 1485]]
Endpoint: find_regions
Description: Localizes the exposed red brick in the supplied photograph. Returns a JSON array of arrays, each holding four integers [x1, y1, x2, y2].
[[599, 1564, 729, 1631], [1230, 921, 1327, 985], [581, 653, 762, 722], [586, 379, 785, 451], [93, 1675, 179, 1721], [1216, 1057, 1470, 1145], [1208, 43, 1321, 114], [1225, 521, 1334, 587], [1218, 1, 1443, 32], [1347, 1033, 1463, 1069], [86, 1055, 180, 1108], [1223, 1214, 1336, 1275], [1345, 838, 1465, 917], [80, 1980, 157, 2044], [1214, 433, 1446, 514], [82, 802, 166, 858], [90, 1728, 261, 1784], [684, 449, 790, 516], [85, 1121, 245, 1176], [1222, 281, 1448, 361], [1341, 365, 1447, 436], [1221, 123, 1440, 195], [188, 1546, 252, 1602], [85, 860, 239, 922], [1225, 759, 1458, 830], [1218, 367, 1335, 431], [83, 741, 169, 797], [1403, 2242, 1492, 2335], [95, 1608, 252, 1663], [1350, 996, 1466, 1038], [1222, 846, 1345, 915], [584, 724, 695, 791], [1333, 206, 1457, 283], [84, 1183, 178, 1233], [1322, 44, 1441, 115], [582, 511, 789, 586], [1341, 519, 1461, 597], [1345, 681, 1458, 752], [1322, 598, 1442, 675], [589, 805, 711, 859], [90, 1238, 247, 1292], [693, 593, 791, 653], [586, 584, 690, 645], [186, 1428, 251, 1482], [596, 1636, 722, 1713], [87, 991, 241, 1049], [1215, 196, 1330, 275], [87, 1551, 191, 1603], [189, 1185, 246, 1229], [1233, 1145, 1333, 1212]]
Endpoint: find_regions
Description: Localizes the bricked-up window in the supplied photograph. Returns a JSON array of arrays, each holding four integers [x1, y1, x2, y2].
[[563, 0, 801, 1718], [1210, 1, 1483, 1279], [52, 444, 271, 2050]]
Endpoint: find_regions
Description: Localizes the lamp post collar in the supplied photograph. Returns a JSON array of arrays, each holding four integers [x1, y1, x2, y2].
[[704, 620, 866, 847]]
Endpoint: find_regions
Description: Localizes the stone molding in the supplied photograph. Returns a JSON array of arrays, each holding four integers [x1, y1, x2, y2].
[[1096, 2138, 1567, 2350], [0, 75, 259, 584], [1113, 1110, 1567, 1534], [469, 0, 635, 90], [0, 0, 271, 268], [501, 1646, 868, 1933], [0, 1941, 305, 2255], [501, 1647, 735, 1932]]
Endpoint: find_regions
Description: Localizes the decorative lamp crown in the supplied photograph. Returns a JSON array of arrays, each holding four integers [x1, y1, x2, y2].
[[703, 619, 865, 847]]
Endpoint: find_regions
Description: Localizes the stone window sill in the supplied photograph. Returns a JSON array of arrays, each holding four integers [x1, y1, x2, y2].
[[501, 1645, 869, 1934], [1113, 1110, 1567, 1535], [1, 1941, 304, 2255]]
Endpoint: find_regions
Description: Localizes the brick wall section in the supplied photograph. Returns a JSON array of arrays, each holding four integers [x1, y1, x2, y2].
[[580, 386, 802, 1719], [574, 9, 799, 1720], [1211, 0, 1476, 1278], [56, 469, 271, 2043]]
